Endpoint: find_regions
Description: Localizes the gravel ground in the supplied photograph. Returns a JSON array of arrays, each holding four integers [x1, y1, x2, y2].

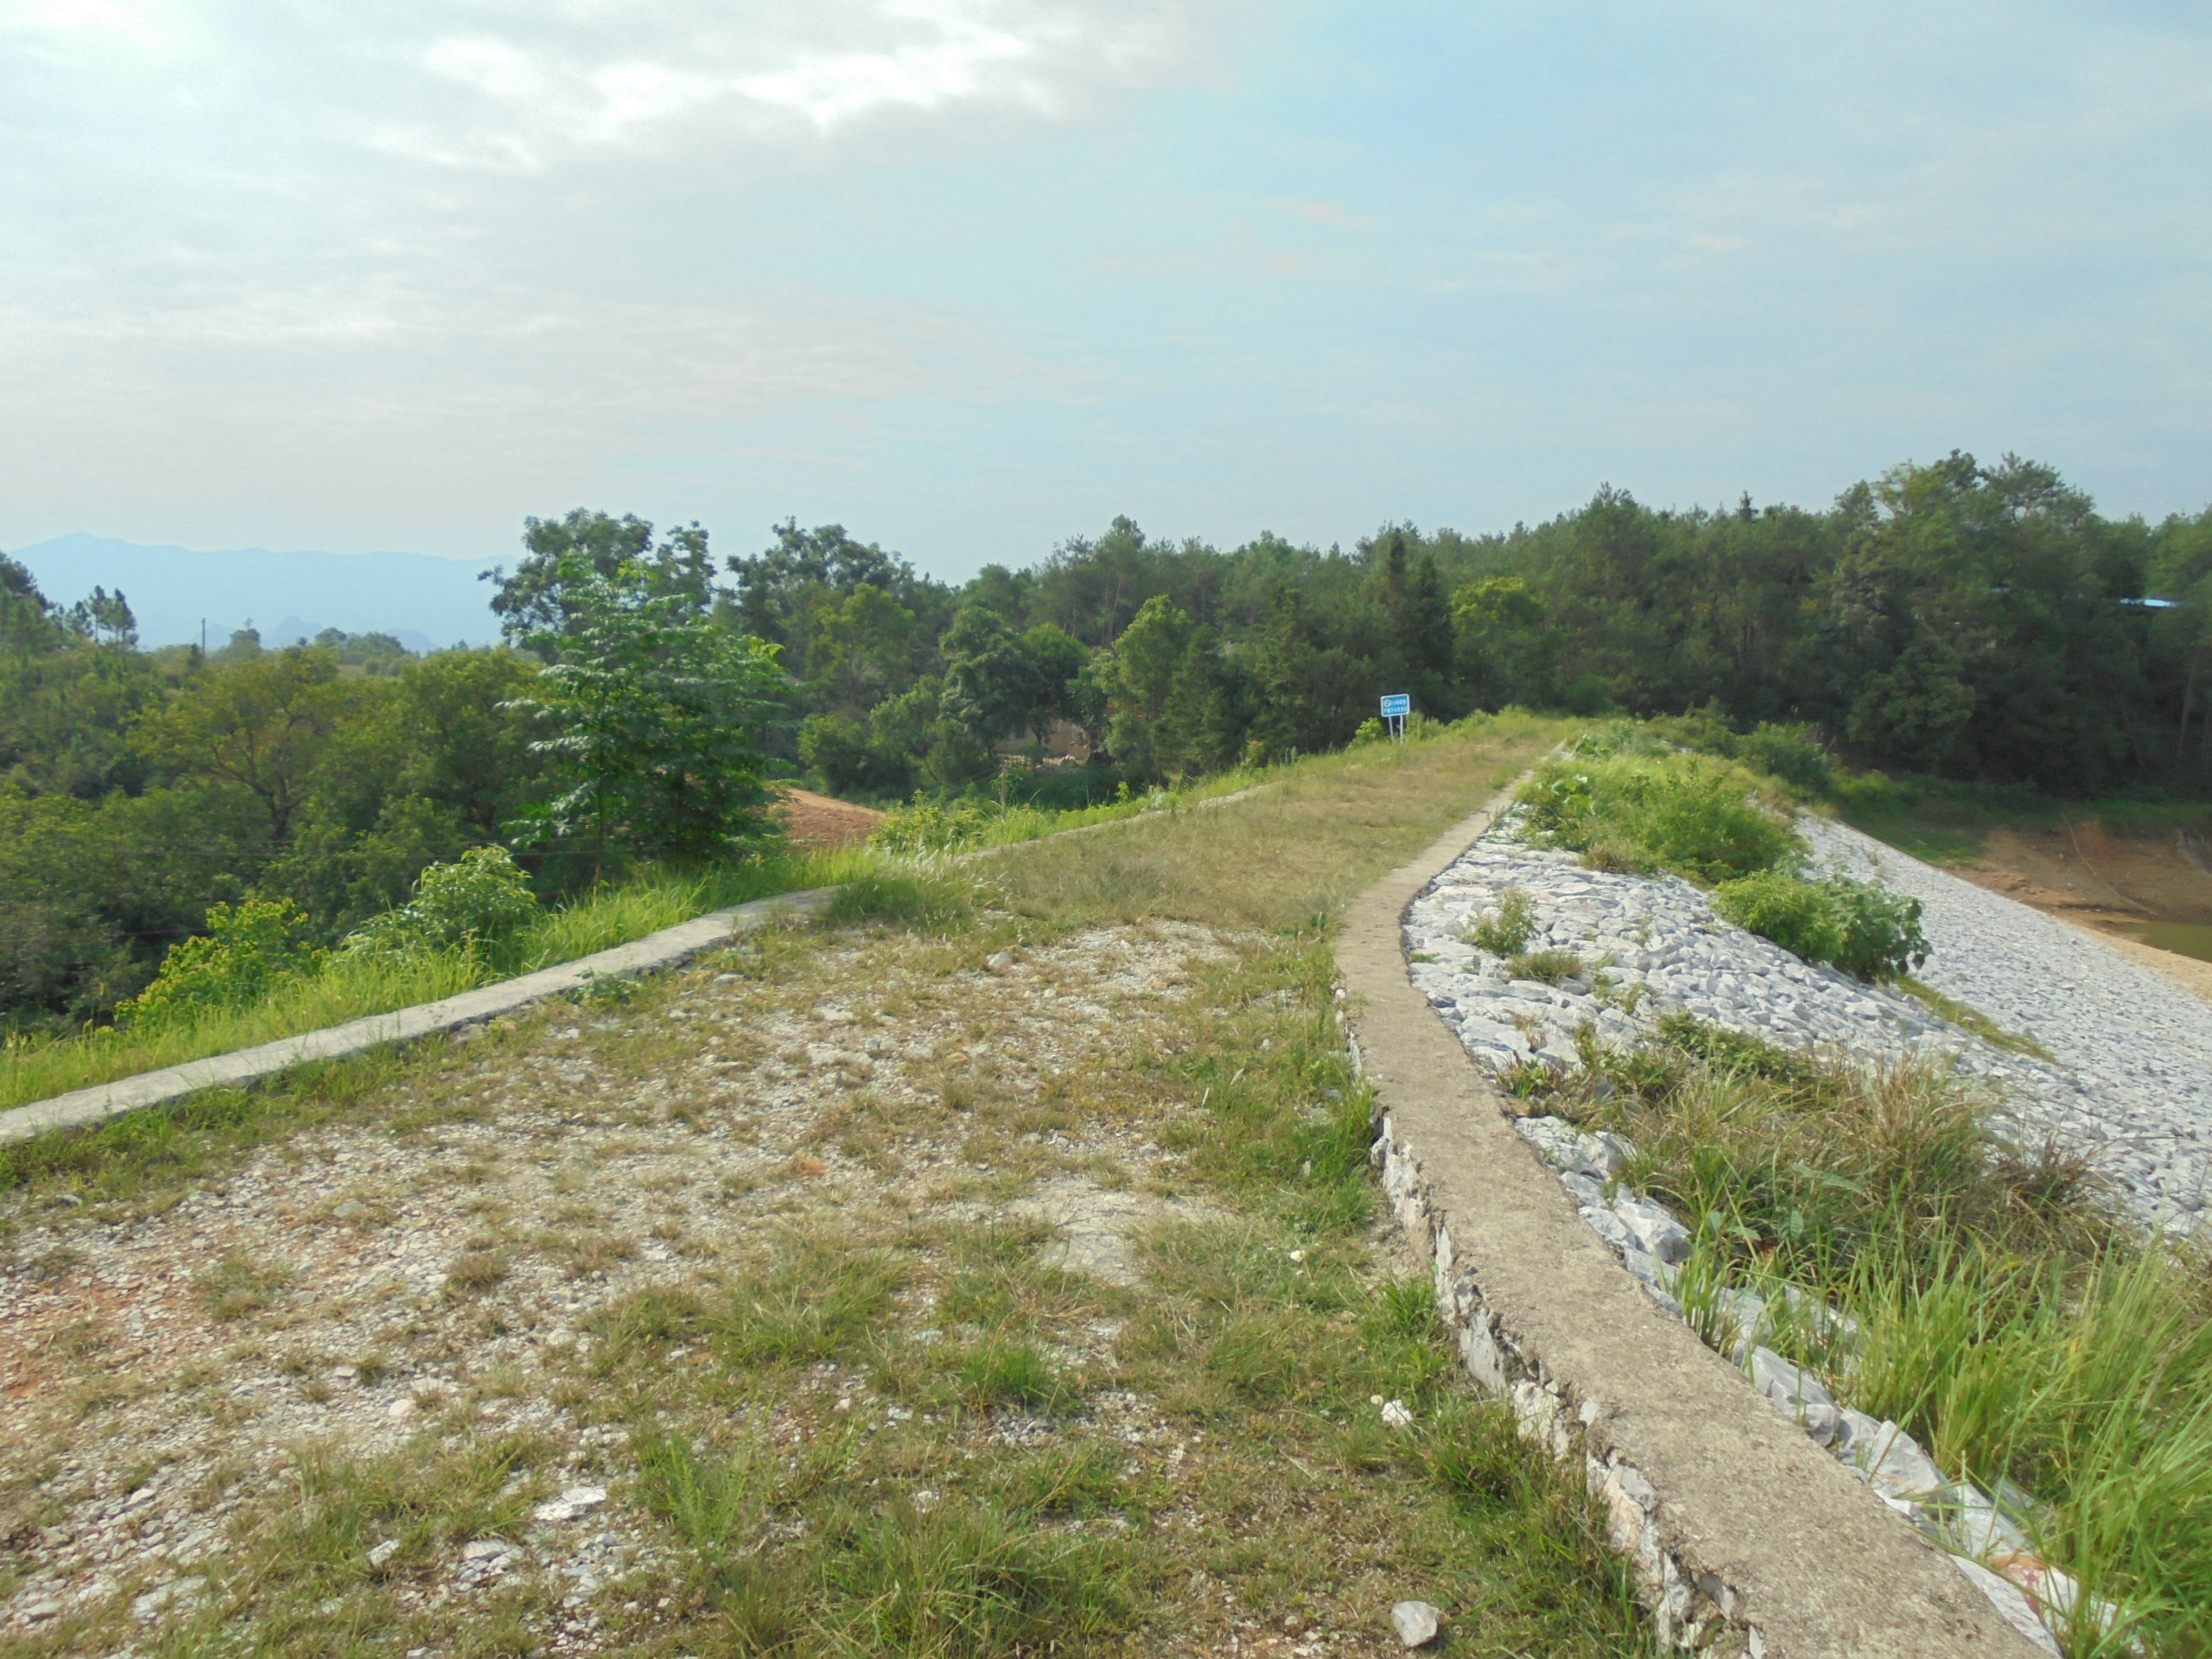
[[1402, 813, 2212, 1230], [1805, 816, 2212, 1227], [0, 921, 1240, 1650]]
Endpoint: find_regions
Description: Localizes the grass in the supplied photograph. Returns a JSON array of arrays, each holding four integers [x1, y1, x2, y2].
[[1467, 886, 1539, 955], [0, 713, 1657, 1659], [976, 710, 1568, 933], [1830, 772, 2212, 868], [1518, 1014, 2211, 1658], [0, 846, 892, 1116], [1896, 977, 2057, 1061], [1506, 947, 1584, 986], [868, 765, 1289, 858], [1516, 739, 1804, 885]]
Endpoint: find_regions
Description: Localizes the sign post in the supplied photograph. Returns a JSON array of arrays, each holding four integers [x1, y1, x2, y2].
[[1379, 693, 1410, 742]]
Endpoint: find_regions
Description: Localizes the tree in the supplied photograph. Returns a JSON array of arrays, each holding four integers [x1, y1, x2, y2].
[[809, 583, 921, 714], [1083, 594, 1193, 778], [1017, 623, 1090, 739], [1453, 576, 1560, 707], [1152, 626, 1245, 775], [505, 556, 787, 883], [940, 605, 1031, 741], [130, 646, 346, 844], [1371, 528, 1455, 711], [484, 510, 718, 646]]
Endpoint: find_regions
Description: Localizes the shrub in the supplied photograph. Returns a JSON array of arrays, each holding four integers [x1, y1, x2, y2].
[[1468, 888, 1537, 954], [1710, 869, 1843, 966], [1737, 723, 1834, 795], [1712, 869, 1928, 982], [342, 846, 539, 957], [116, 898, 320, 1029], [1518, 751, 1802, 885], [799, 711, 916, 797], [1821, 872, 1928, 981], [869, 795, 1002, 856]]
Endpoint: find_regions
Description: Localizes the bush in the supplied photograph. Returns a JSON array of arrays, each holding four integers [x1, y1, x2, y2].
[[1822, 872, 1929, 981], [1712, 868, 1928, 981], [1709, 869, 1843, 966], [1518, 751, 1802, 885], [869, 795, 1003, 856], [342, 846, 539, 957], [1467, 888, 1537, 955], [799, 712, 915, 797], [1737, 722, 1834, 795], [116, 898, 320, 1029]]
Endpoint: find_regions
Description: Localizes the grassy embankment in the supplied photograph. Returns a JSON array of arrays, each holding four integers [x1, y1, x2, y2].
[[0, 850, 909, 1118], [0, 732, 1445, 1120], [1501, 726, 2212, 1659], [0, 710, 1665, 1659]]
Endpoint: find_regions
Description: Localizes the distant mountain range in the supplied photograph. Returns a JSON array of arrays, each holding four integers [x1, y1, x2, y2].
[[11, 532, 507, 652]]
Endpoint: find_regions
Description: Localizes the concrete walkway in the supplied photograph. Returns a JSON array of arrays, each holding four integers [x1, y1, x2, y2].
[[1341, 782, 2039, 1658]]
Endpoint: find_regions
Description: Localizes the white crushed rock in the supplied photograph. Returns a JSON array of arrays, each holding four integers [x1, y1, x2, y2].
[[1398, 808, 2187, 1647], [1402, 811, 2212, 1227], [1805, 816, 2212, 1224]]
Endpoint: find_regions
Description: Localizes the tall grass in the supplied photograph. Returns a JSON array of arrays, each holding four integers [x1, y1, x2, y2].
[[1844, 1240, 2212, 1656], [1542, 1019, 2211, 1657], [0, 847, 884, 1114]]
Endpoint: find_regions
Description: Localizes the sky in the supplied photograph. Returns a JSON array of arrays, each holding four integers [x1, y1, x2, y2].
[[3, 0, 2209, 583]]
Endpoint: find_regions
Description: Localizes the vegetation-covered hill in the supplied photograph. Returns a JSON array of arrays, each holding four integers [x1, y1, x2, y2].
[[4, 449, 2208, 1039]]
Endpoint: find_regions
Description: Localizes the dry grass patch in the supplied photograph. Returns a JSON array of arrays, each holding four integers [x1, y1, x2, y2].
[[0, 720, 1650, 1657]]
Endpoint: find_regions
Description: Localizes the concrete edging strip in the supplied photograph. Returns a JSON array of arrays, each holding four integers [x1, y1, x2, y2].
[[1340, 783, 2042, 1658], [0, 775, 1284, 1151], [0, 887, 837, 1149]]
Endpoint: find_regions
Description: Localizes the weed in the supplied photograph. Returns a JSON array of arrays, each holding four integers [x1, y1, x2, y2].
[[443, 1250, 509, 1295], [195, 1252, 296, 1321], [1469, 887, 1539, 955], [957, 1337, 1069, 1411], [1897, 979, 2055, 1061], [714, 1239, 906, 1367], [1518, 746, 1802, 885], [824, 1500, 1127, 1657], [1506, 947, 1584, 986]]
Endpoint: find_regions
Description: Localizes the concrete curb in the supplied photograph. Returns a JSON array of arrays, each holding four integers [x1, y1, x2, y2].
[[1340, 784, 2041, 1658], [0, 887, 837, 1149], [0, 775, 1284, 1152]]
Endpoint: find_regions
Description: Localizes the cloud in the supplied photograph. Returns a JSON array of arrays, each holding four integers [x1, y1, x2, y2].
[[350, 0, 1236, 167]]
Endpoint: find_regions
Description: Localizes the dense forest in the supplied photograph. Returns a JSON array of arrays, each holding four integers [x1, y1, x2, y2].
[[4, 450, 2209, 1038]]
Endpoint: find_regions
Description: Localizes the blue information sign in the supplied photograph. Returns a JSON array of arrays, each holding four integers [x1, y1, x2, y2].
[[1380, 693, 1411, 718]]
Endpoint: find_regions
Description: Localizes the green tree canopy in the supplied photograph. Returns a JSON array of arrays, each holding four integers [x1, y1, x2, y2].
[[505, 555, 787, 882]]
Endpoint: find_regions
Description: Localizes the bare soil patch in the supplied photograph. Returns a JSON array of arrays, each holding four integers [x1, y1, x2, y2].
[[1946, 822, 2212, 1004], [773, 788, 884, 848], [0, 912, 1634, 1657]]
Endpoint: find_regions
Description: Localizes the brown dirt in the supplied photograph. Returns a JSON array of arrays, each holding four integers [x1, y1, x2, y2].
[[1947, 821, 2212, 1006], [772, 787, 884, 847]]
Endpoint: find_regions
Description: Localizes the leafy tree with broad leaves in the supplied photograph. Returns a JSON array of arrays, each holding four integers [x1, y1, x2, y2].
[[129, 646, 347, 844], [504, 555, 787, 884], [484, 509, 718, 646]]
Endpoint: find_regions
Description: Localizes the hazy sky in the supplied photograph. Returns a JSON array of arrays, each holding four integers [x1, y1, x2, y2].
[[4, 1, 2209, 579]]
